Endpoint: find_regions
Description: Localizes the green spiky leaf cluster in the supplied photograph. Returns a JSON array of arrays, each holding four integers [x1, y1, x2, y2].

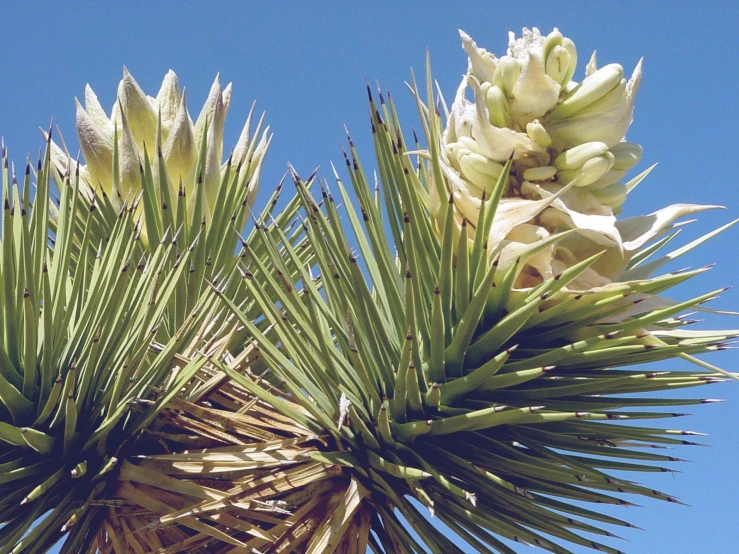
[[0, 34, 736, 554], [0, 119, 314, 551], [208, 69, 738, 553], [47, 109, 309, 337], [0, 137, 215, 552]]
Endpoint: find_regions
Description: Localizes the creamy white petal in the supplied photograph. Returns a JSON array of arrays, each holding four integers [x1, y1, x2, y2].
[[232, 105, 257, 167], [117, 110, 142, 198], [488, 194, 566, 244], [76, 98, 115, 194], [509, 44, 560, 124], [222, 82, 232, 119], [459, 30, 497, 84], [617, 203, 720, 254], [551, 252, 613, 290], [505, 223, 555, 285], [83, 85, 114, 134], [194, 74, 226, 162], [446, 79, 474, 144], [155, 70, 182, 131], [533, 186, 622, 250], [438, 155, 484, 227], [163, 89, 197, 191], [468, 78, 544, 162], [117, 67, 158, 155]]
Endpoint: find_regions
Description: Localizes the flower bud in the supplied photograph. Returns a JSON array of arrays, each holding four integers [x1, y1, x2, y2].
[[492, 57, 521, 99], [523, 166, 557, 182], [114, 67, 158, 155], [557, 154, 614, 187], [458, 149, 505, 195], [162, 90, 196, 189], [588, 168, 629, 190], [526, 120, 552, 148], [559, 38, 578, 85], [155, 70, 182, 133], [545, 45, 571, 85], [75, 98, 114, 190], [609, 142, 643, 170], [549, 64, 624, 120], [485, 85, 514, 129], [62, 69, 270, 227], [591, 181, 627, 210], [554, 142, 609, 170], [117, 109, 142, 199]]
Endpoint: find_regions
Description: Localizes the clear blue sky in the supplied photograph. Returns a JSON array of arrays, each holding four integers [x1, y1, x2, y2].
[[1, 2, 737, 552]]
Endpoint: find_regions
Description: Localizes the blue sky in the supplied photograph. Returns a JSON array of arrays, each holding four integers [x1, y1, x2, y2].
[[1, 2, 738, 552]]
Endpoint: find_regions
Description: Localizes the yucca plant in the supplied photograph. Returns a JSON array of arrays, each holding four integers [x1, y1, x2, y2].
[[0, 135, 224, 552], [190, 29, 738, 553], [0, 74, 316, 552], [45, 70, 312, 338], [1, 26, 736, 554]]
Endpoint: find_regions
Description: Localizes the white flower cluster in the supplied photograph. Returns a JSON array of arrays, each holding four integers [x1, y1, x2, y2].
[[439, 28, 710, 291], [52, 69, 269, 218]]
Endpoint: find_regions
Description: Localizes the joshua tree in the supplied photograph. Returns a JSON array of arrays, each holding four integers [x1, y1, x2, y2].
[[0, 28, 735, 554]]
